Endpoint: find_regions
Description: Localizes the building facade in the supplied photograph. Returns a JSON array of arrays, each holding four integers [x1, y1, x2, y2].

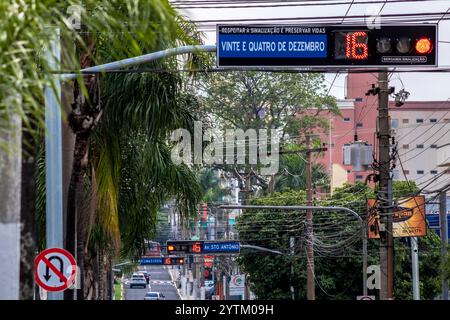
[[316, 73, 450, 192]]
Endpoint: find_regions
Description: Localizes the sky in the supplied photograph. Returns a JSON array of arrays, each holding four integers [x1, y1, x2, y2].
[[174, 0, 450, 101]]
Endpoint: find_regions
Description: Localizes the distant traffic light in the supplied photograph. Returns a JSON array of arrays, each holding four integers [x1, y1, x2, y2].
[[167, 241, 204, 254], [163, 257, 184, 265], [139, 256, 184, 265]]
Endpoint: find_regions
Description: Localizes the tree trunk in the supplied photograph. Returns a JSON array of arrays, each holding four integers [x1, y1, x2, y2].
[[65, 72, 100, 301], [19, 129, 37, 300], [97, 249, 107, 300], [83, 249, 95, 300], [0, 113, 22, 299], [64, 131, 90, 300]]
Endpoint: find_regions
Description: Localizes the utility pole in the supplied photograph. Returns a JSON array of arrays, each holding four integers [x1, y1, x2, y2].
[[305, 134, 315, 300], [440, 191, 448, 300], [411, 237, 420, 300], [376, 71, 394, 300]]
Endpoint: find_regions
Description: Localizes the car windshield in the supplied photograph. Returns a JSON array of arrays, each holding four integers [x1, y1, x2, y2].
[[146, 293, 158, 297]]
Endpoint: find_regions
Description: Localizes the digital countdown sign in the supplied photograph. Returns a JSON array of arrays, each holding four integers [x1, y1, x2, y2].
[[217, 25, 437, 67]]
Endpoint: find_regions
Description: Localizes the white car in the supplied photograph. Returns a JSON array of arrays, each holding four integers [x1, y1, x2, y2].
[[144, 292, 165, 300], [129, 274, 147, 289]]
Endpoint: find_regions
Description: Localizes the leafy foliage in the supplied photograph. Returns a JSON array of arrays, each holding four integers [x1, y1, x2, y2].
[[275, 144, 329, 193], [237, 182, 442, 300], [198, 168, 231, 203]]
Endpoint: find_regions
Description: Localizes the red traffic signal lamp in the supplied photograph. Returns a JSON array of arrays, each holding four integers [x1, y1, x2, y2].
[[415, 37, 433, 54]]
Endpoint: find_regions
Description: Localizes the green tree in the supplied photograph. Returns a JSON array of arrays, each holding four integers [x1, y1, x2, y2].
[[236, 181, 442, 300], [198, 168, 231, 203], [0, 0, 83, 300], [27, 0, 207, 299], [200, 71, 337, 135], [199, 71, 337, 196], [275, 144, 329, 193]]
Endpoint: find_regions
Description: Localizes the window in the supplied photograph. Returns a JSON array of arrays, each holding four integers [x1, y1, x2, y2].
[[430, 118, 437, 123], [416, 144, 424, 149], [430, 170, 438, 174], [430, 144, 437, 149], [343, 117, 351, 122], [403, 170, 410, 175], [331, 143, 335, 148], [402, 119, 409, 124], [403, 144, 409, 149], [416, 119, 424, 123], [391, 119, 399, 128], [355, 175, 363, 180], [417, 170, 424, 174], [347, 170, 351, 173], [356, 122, 363, 128], [355, 97, 363, 102]]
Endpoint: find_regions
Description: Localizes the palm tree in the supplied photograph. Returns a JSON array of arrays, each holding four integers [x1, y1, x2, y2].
[[58, 1, 207, 299], [0, 0, 207, 300], [0, 0, 71, 300]]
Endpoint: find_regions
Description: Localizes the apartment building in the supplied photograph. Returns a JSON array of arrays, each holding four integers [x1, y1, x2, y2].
[[314, 73, 450, 192]]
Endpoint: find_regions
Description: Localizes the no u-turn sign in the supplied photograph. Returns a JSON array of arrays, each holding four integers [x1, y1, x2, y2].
[[34, 248, 77, 292]]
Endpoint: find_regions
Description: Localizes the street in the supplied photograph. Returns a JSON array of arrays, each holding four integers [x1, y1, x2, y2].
[[125, 265, 180, 300]]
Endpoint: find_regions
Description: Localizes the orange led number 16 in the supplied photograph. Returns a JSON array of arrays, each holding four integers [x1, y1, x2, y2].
[[192, 242, 202, 253], [346, 32, 369, 60]]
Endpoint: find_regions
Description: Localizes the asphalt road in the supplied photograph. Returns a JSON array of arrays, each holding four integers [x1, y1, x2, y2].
[[124, 265, 180, 300]]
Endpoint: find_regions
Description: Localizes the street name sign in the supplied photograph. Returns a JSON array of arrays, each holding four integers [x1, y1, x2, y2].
[[217, 24, 437, 68], [202, 241, 240, 253], [34, 247, 77, 292]]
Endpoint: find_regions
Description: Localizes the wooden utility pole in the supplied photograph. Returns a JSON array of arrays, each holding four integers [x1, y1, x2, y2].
[[305, 134, 315, 300], [377, 71, 394, 300]]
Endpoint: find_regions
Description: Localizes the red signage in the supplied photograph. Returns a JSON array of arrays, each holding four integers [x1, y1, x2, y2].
[[34, 248, 77, 292]]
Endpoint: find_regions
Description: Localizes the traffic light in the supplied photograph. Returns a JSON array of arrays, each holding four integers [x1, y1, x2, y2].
[[217, 24, 437, 67], [166, 240, 241, 254], [163, 257, 185, 265], [166, 241, 204, 254]]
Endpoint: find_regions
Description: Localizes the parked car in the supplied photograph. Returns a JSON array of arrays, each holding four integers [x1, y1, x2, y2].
[[144, 292, 165, 300], [129, 274, 147, 289]]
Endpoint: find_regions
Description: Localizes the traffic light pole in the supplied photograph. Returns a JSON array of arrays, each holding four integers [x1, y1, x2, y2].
[[377, 71, 394, 300]]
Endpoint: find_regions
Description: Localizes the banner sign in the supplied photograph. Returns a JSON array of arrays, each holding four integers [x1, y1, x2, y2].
[[367, 196, 426, 238]]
